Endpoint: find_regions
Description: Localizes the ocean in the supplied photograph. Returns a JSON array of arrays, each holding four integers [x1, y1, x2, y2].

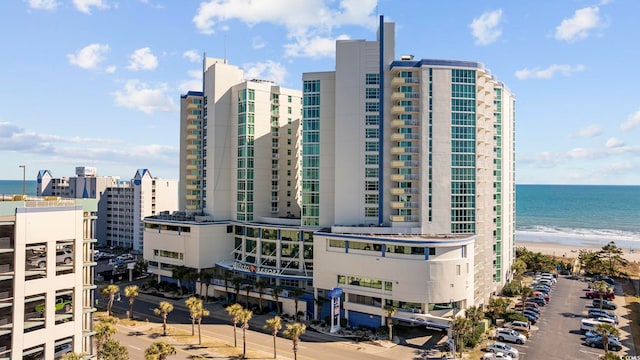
[[516, 184, 640, 249], [0, 181, 637, 248], [0, 180, 38, 196]]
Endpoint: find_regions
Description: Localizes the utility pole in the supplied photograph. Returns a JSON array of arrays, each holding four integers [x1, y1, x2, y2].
[[19, 165, 26, 196]]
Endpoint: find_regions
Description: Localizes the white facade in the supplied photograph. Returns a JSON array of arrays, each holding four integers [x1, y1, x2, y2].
[[0, 198, 97, 359]]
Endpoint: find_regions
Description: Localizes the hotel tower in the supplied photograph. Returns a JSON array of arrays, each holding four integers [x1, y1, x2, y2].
[[144, 17, 515, 330]]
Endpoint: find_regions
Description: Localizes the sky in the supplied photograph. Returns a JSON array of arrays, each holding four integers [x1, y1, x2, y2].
[[1, 0, 639, 185]]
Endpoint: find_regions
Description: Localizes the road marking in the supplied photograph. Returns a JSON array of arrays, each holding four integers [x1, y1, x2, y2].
[[129, 345, 142, 351]]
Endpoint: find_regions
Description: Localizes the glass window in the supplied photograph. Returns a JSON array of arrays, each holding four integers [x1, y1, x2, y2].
[[365, 73, 380, 85]]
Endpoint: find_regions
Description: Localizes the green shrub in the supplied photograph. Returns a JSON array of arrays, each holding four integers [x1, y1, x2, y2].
[[501, 281, 521, 297]]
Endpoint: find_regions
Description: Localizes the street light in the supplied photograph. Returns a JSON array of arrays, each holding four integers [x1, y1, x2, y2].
[[18, 165, 25, 196]]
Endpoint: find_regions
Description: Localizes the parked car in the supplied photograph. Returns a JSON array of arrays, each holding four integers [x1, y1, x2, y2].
[[524, 306, 540, 314], [28, 248, 73, 268], [533, 291, 550, 302], [525, 297, 546, 306], [581, 318, 604, 332], [592, 299, 617, 310], [585, 290, 615, 300], [594, 275, 616, 287], [594, 317, 617, 327], [116, 253, 135, 262], [35, 296, 72, 313], [483, 352, 512, 360], [510, 321, 531, 331], [584, 336, 623, 351], [585, 330, 619, 342], [514, 301, 540, 310], [496, 328, 527, 344], [522, 313, 538, 325], [486, 341, 519, 358], [588, 309, 618, 322]]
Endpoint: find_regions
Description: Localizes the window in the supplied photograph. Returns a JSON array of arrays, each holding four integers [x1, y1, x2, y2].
[[365, 141, 379, 151], [365, 73, 380, 85], [365, 207, 378, 217], [365, 194, 378, 204], [365, 88, 379, 99], [365, 154, 378, 165], [365, 168, 378, 178], [365, 115, 379, 125], [366, 128, 379, 139], [365, 102, 379, 112], [365, 181, 378, 191]]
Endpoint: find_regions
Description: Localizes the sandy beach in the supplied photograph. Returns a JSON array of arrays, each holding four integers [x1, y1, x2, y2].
[[516, 240, 640, 263]]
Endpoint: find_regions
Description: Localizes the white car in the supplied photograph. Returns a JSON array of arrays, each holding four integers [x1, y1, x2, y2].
[[486, 341, 520, 358], [496, 328, 527, 344], [483, 352, 512, 360]]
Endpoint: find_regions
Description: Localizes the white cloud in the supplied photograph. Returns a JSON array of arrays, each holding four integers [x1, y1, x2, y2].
[[570, 124, 602, 138], [73, 0, 109, 14], [113, 80, 178, 114], [192, 0, 377, 58], [621, 110, 640, 131], [555, 6, 605, 42], [469, 9, 503, 45], [182, 50, 201, 63], [252, 36, 266, 49], [28, 0, 59, 10], [567, 147, 601, 159], [177, 70, 203, 94], [605, 137, 625, 148], [105, 65, 116, 73], [67, 43, 110, 70], [515, 64, 585, 80], [284, 34, 349, 58], [243, 61, 287, 85], [127, 48, 158, 71]]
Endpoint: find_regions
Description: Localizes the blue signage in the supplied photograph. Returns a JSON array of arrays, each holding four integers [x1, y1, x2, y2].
[[328, 287, 343, 299]]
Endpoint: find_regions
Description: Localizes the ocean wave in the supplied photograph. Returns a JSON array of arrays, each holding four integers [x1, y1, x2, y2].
[[516, 226, 640, 250]]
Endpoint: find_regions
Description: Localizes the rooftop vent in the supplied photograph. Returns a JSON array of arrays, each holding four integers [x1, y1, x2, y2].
[[400, 55, 414, 61]]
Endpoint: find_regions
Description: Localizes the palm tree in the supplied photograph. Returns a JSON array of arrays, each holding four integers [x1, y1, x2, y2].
[[383, 305, 398, 341], [511, 258, 527, 277], [264, 316, 282, 359], [255, 280, 267, 313], [292, 287, 304, 321], [244, 284, 253, 309], [226, 303, 243, 347], [99, 339, 129, 360], [232, 277, 243, 304], [222, 269, 233, 304], [124, 285, 139, 320], [599, 241, 628, 277], [271, 286, 282, 314], [592, 280, 610, 309], [465, 305, 484, 326], [594, 323, 620, 354], [171, 266, 188, 295], [94, 321, 116, 359], [100, 284, 119, 317], [144, 341, 176, 360], [283, 322, 306, 360], [200, 270, 213, 302], [314, 297, 326, 321], [61, 353, 85, 360], [239, 308, 253, 358], [452, 316, 472, 357], [153, 301, 174, 336], [520, 285, 533, 314], [184, 268, 199, 295], [185, 296, 210, 344]]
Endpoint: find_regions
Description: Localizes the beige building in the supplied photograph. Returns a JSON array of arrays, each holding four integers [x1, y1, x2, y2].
[[0, 196, 97, 359], [145, 17, 515, 330]]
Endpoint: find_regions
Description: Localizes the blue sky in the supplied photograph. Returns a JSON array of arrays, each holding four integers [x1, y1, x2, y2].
[[1, 0, 639, 185]]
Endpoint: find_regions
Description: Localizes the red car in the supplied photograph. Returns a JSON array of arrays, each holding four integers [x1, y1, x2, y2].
[[585, 290, 615, 300]]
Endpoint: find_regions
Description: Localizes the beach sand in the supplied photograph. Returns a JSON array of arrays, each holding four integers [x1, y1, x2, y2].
[[517, 241, 640, 263]]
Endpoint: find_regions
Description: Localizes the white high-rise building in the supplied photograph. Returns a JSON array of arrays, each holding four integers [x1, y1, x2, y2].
[[38, 168, 178, 251], [0, 197, 97, 359], [144, 17, 515, 330]]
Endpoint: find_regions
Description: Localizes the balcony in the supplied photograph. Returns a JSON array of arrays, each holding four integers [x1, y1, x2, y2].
[[390, 215, 419, 222], [186, 144, 197, 151], [391, 173, 419, 181], [272, 164, 279, 169], [270, 207, 279, 213], [271, 110, 280, 117], [390, 187, 419, 195], [186, 174, 197, 180], [187, 102, 198, 110], [271, 185, 279, 191], [271, 132, 280, 138], [272, 153, 279, 159], [187, 123, 198, 131], [391, 201, 418, 209], [390, 119, 420, 128], [391, 92, 420, 99], [187, 113, 197, 120], [186, 154, 198, 160], [271, 196, 279, 202], [391, 160, 419, 168], [186, 134, 197, 140], [186, 194, 197, 201], [391, 77, 420, 85], [391, 146, 419, 154], [391, 133, 420, 141], [271, 98, 279, 105]]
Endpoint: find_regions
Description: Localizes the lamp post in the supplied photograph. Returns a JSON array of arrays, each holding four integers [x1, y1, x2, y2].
[[19, 165, 25, 196]]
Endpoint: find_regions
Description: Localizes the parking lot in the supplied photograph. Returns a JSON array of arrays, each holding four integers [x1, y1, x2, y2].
[[492, 275, 634, 359]]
